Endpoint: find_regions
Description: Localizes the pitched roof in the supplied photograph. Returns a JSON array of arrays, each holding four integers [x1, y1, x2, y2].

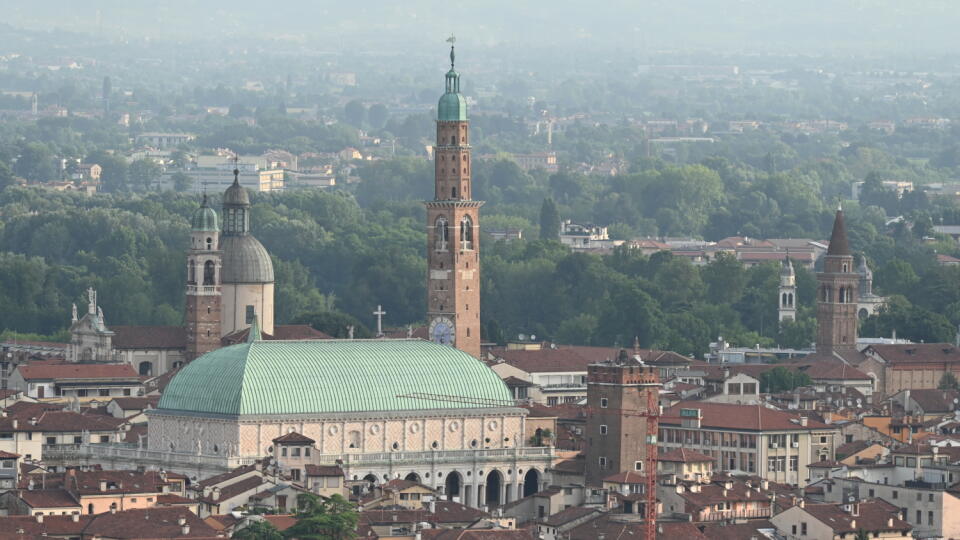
[[110, 396, 161, 410], [83, 507, 220, 538], [262, 514, 297, 531], [658, 448, 715, 463], [802, 499, 911, 534], [826, 208, 850, 256], [0, 515, 92, 537], [15, 362, 139, 380], [539, 506, 599, 527], [199, 475, 264, 503], [304, 464, 343, 477], [866, 343, 960, 365], [421, 530, 534, 540], [678, 479, 774, 508], [802, 359, 871, 381], [111, 326, 187, 349], [602, 471, 645, 483], [700, 520, 774, 540], [14, 489, 80, 508], [905, 389, 960, 413], [272, 431, 315, 444], [382, 478, 432, 492], [196, 463, 259, 489], [660, 401, 832, 431], [566, 514, 708, 540], [550, 459, 585, 474]]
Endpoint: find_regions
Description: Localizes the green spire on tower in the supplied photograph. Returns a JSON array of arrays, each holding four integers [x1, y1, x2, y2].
[[438, 36, 467, 122]]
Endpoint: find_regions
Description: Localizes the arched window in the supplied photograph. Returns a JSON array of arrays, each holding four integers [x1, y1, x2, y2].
[[188, 259, 196, 284], [203, 260, 216, 285], [452, 186, 457, 198], [435, 217, 449, 251], [460, 216, 473, 250], [788, 293, 794, 307], [450, 135, 456, 145], [138, 361, 153, 377], [781, 292, 787, 307], [838, 287, 846, 303], [206, 237, 213, 250]]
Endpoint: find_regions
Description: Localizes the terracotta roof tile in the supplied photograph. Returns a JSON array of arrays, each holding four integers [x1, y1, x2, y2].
[[539, 506, 599, 526], [111, 326, 186, 349], [14, 489, 80, 508], [660, 401, 833, 431], [701, 520, 774, 540], [803, 499, 911, 534], [304, 465, 343, 477], [602, 471, 645, 483], [658, 448, 715, 463], [16, 362, 139, 380], [272, 431, 315, 444], [83, 507, 220, 538], [866, 343, 960, 365], [421, 530, 534, 540]]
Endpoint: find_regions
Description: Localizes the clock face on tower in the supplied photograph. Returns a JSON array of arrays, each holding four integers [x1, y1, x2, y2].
[[429, 316, 455, 346]]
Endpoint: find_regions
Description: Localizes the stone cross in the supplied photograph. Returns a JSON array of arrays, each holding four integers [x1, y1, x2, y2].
[[347, 325, 355, 340], [87, 287, 96, 315], [373, 305, 386, 337]]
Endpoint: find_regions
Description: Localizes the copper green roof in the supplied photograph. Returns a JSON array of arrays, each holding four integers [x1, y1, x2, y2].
[[438, 64, 467, 122], [191, 195, 219, 232], [157, 339, 512, 416]]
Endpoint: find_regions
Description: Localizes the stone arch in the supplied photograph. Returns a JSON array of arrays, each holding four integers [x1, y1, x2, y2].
[[788, 293, 794, 307], [485, 469, 503, 507], [362, 473, 378, 486], [435, 217, 449, 250], [460, 215, 473, 249], [404, 472, 421, 483], [138, 361, 153, 377], [203, 260, 216, 285], [523, 468, 540, 498], [445, 471, 462, 499]]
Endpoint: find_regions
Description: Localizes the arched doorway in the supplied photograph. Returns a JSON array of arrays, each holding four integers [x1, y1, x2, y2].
[[362, 474, 378, 488], [485, 470, 503, 507], [405, 472, 421, 483], [445, 471, 462, 499], [523, 469, 540, 498], [138, 361, 153, 377]]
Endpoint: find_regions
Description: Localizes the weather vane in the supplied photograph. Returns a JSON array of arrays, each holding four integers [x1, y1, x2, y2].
[[447, 35, 456, 68]]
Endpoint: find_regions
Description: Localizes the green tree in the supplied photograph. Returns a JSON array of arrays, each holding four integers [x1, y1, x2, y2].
[[344, 100, 366, 127], [284, 493, 358, 540], [539, 198, 560, 241], [14, 142, 56, 182], [233, 519, 283, 540], [0, 162, 15, 191], [759, 366, 812, 393], [939, 372, 959, 391], [702, 252, 746, 304], [171, 172, 193, 192], [128, 159, 162, 190], [293, 311, 372, 339], [368, 103, 388, 129]]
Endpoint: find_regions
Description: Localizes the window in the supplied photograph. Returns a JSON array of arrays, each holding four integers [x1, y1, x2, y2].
[[460, 216, 474, 250], [77, 389, 88, 397], [600, 398, 608, 408], [790, 456, 798, 471], [99, 389, 109, 397], [868, 489, 874, 497], [305, 448, 310, 457], [292, 448, 300, 457], [73, 436, 82, 444], [929, 510, 934, 525], [801, 522, 807, 535], [435, 217, 449, 250], [929, 493, 934, 502], [727, 383, 741, 395], [123, 389, 131, 396], [46, 437, 56, 445], [600, 425, 608, 435], [917, 493, 922, 501], [131, 498, 137, 503], [892, 490, 898, 499], [0, 461, 12, 469], [281, 447, 287, 456], [598, 457, 607, 468], [820, 436, 827, 443], [0, 433, 13, 440], [792, 525, 797, 535], [917, 510, 922, 523], [634, 461, 643, 471], [245, 305, 255, 324]]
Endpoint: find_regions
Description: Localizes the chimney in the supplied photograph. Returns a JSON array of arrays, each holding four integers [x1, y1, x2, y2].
[[798, 499, 805, 508], [99, 480, 107, 492], [67, 468, 76, 478], [850, 519, 856, 529], [35, 514, 43, 523], [181, 524, 190, 535], [762, 480, 769, 490], [11, 419, 17, 429], [72, 513, 79, 522], [110, 507, 116, 514], [178, 517, 186, 526], [888, 517, 894, 527], [429, 499, 436, 514], [799, 416, 808, 427]]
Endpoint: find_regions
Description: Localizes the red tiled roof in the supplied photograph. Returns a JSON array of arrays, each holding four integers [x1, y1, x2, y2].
[[550, 458, 585, 474], [701, 520, 774, 540], [602, 471, 645, 483], [272, 431, 315, 444], [263, 515, 298, 531], [83, 507, 220, 538], [304, 464, 343, 477], [802, 359, 871, 381], [658, 448, 714, 463], [271, 325, 333, 340], [110, 396, 160, 410], [16, 362, 139, 380], [902, 389, 960, 413], [382, 478, 432, 492], [867, 343, 960, 365], [539, 506, 599, 527], [421, 530, 534, 540], [660, 402, 832, 431], [199, 475, 264, 504], [0, 515, 92, 537], [491, 345, 686, 374], [155, 493, 195, 505], [111, 326, 186, 349], [197, 463, 259, 489], [802, 499, 911, 534], [15, 489, 80, 508]]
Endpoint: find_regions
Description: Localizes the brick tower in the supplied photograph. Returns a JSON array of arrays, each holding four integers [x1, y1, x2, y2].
[[585, 350, 661, 538], [185, 194, 222, 362], [816, 207, 859, 358], [425, 41, 482, 358]]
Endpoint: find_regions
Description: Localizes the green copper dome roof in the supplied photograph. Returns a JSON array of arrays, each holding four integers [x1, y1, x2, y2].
[[438, 92, 467, 122], [191, 195, 219, 232], [157, 339, 512, 416]]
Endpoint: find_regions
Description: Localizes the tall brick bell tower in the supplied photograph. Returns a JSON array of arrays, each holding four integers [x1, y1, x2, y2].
[[816, 206, 859, 360], [185, 194, 222, 362], [425, 39, 482, 359]]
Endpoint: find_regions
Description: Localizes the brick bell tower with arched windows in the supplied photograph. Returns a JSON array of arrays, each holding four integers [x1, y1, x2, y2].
[[425, 41, 482, 359], [816, 206, 859, 359], [185, 194, 223, 362]]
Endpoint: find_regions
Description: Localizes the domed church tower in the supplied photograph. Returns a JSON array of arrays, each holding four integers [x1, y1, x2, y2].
[[219, 168, 275, 336], [778, 258, 796, 324], [185, 194, 222, 361], [425, 40, 482, 359]]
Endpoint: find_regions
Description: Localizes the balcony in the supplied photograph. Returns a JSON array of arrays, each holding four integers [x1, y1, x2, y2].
[[702, 507, 771, 522], [187, 285, 220, 295]]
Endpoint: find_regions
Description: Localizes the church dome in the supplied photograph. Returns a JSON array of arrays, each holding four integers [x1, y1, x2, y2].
[[438, 90, 467, 122], [156, 339, 513, 416], [223, 176, 250, 207], [191, 195, 219, 232], [219, 235, 274, 284]]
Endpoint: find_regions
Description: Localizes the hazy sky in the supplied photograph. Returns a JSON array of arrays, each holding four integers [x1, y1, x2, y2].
[[4, 1, 960, 56]]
